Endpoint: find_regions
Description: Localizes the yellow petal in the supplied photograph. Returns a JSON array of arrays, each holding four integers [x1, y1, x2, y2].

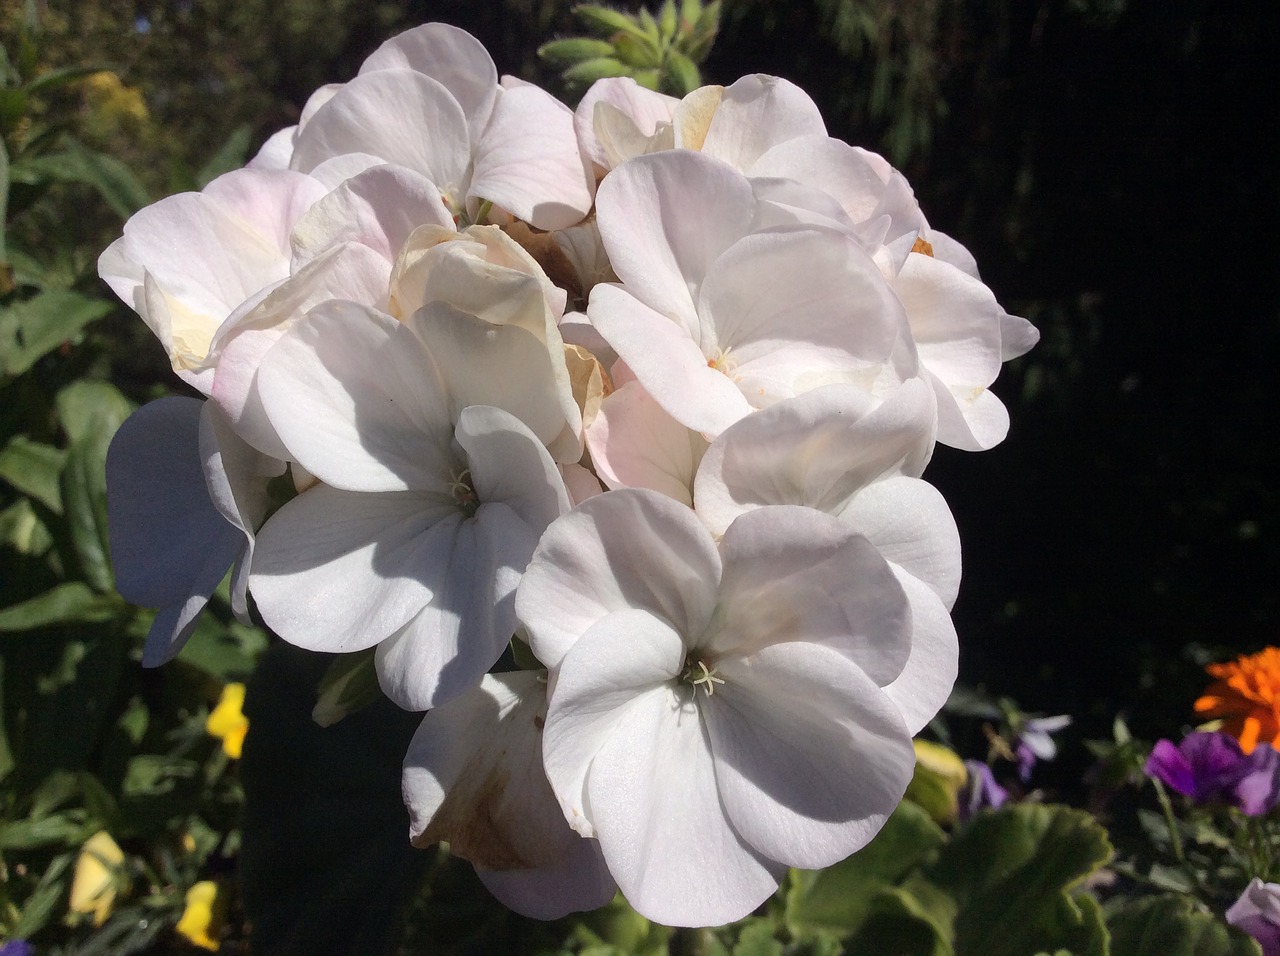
[[206, 683, 249, 759], [69, 831, 125, 927], [175, 880, 223, 951]]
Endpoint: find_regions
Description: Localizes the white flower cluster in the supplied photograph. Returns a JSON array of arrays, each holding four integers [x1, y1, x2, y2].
[[101, 23, 1037, 927]]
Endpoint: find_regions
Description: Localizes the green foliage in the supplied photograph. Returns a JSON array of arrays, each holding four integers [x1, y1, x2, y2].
[[541, 1, 721, 98], [1107, 895, 1262, 956]]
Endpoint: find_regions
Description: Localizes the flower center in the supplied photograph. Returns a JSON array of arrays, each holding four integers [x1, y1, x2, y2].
[[707, 346, 738, 379], [448, 467, 479, 517], [681, 654, 725, 698]]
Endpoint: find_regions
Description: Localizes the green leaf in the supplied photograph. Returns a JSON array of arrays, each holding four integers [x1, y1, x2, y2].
[[574, 4, 648, 38], [0, 435, 66, 512], [0, 135, 9, 263], [0, 497, 53, 554], [0, 582, 123, 630], [616, 33, 661, 68], [56, 379, 134, 444], [196, 123, 253, 188], [787, 799, 945, 938], [9, 851, 74, 938], [845, 886, 953, 956], [538, 38, 617, 65], [10, 142, 150, 219], [733, 918, 782, 956], [312, 647, 382, 727], [926, 804, 1113, 956], [0, 658, 13, 782], [23, 63, 110, 96], [60, 428, 115, 593], [1107, 894, 1262, 956], [0, 288, 112, 376], [659, 0, 679, 42], [663, 51, 702, 96], [176, 611, 268, 682], [563, 56, 635, 86], [0, 810, 90, 849]]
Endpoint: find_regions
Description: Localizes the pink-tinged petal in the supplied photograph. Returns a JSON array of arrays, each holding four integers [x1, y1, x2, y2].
[[749, 175, 861, 235], [588, 284, 752, 436], [374, 501, 539, 709], [250, 485, 457, 653], [402, 672, 617, 918], [594, 151, 757, 331], [359, 22, 498, 131], [290, 164, 454, 268], [211, 242, 391, 460], [838, 475, 961, 608], [542, 610, 687, 837], [472, 85, 594, 231], [696, 74, 827, 170], [517, 488, 721, 672], [587, 380, 707, 506], [898, 253, 1003, 388], [290, 71, 472, 203], [879, 570, 958, 734], [560, 462, 605, 505], [198, 402, 283, 623], [714, 507, 911, 685], [1001, 312, 1041, 361], [708, 641, 913, 869], [930, 372, 1011, 451], [456, 405, 570, 531], [693, 379, 934, 536], [98, 170, 326, 372], [105, 398, 243, 665], [256, 301, 455, 493], [698, 228, 904, 405], [579, 676, 784, 926]]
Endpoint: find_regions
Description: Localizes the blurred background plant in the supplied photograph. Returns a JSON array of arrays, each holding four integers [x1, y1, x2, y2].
[[0, 0, 1274, 951]]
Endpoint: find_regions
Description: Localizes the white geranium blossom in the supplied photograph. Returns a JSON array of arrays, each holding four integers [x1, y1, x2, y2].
[[516, 490, 917, 926], [248, 301, 570, 709]]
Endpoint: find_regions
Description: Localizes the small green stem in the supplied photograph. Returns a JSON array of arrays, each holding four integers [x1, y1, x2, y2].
[[1152, 777, 1186, 865]]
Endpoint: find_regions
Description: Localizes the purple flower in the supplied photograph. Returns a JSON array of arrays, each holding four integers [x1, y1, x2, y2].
[[1015, 714, 1071, 781], [959, 760, 1008, 822], [0, 941, 35, 956], [1144, 731, 1280, 815], [1228, 879, 1280, 956]]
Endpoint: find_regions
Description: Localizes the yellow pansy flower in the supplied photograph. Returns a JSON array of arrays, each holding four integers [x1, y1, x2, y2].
[[206, 683, 249, 759]]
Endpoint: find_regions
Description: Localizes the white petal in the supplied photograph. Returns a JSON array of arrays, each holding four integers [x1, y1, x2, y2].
[[838, 476, 961, 609], [256, 301, 455, 492], [289, 164, 454, 268], [574, 77, 677, 172], [879, 570, 958, 734], [105, 398, 243, 665], [472, 85, 594, 231], [588, 283, 753, 436], [708, 641, 914, 869], [457, 405, 570, 530], [359, 22, 498, 131], [696, 74, 827, 170], [517, 489, 721, 672], [714, 507, 912, 685], [1000, 312, 1040, 361], [587, 380, 707, 505], [931, 373, 1011, 451], [899, 253, 1003, 388], [693, 379, 934, 536], [291, 70, 472, 202], [594, 150, 757, 331], [582, 678, 783, 926], [250, 486, 456, 653]]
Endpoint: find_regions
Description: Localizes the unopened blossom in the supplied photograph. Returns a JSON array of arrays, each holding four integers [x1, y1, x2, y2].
[[516, 490, 916, 925], [402, 671, 616, 918], [1195, 647, 1280, 754], [1228, 879, 1280, 956], [249, 301, 570, 709]]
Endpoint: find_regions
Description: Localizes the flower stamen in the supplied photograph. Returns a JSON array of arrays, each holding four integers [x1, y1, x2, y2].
[[448, 467, 479, 517], [682, 655, 726, 697]]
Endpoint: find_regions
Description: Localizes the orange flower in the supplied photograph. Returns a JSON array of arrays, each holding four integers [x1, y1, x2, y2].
[[1194, 647, 1280, 753]]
